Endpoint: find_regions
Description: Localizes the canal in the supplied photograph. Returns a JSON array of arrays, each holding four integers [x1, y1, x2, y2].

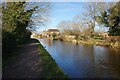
[[38, 38, 120, 78]]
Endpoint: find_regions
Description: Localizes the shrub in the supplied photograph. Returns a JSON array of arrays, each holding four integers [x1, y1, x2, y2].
[[2, 30, 17, 59]]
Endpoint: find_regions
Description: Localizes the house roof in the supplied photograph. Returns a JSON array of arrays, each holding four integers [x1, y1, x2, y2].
[[47, 29, 60, 32]]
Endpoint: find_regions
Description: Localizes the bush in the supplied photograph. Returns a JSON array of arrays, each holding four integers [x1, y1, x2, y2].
[[14, 29, 31, 45], [2, 30, 17, 59]]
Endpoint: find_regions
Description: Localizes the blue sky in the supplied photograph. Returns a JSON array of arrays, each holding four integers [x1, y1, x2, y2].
[[49, 2, 84, 27], [35, 2, 86, 31], [31, 2, 110, 32]]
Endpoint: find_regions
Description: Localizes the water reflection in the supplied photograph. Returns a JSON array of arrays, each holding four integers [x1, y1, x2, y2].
[[39, 38, 120, 78]]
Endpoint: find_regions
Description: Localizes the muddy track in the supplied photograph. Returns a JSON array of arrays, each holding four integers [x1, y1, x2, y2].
[[3, 39, 44, 78]]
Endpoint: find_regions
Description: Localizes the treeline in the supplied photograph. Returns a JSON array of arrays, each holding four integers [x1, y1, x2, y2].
[[97, 1, 120, 36], [58, 2, 120, 38], [2, 2, 37, 59]]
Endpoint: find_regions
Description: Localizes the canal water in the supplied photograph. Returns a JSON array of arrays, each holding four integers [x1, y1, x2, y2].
[[38, 38, 120, 78]]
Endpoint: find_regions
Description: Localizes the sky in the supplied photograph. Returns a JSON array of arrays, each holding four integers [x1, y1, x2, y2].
[[49, 2, 84, 28], [30, 2, 111, 32], [31, 2, 85, 32]]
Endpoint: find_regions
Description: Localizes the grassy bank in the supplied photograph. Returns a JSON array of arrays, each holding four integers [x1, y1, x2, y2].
[[37, 40, 68, 79], [61, 38, 120, 49], [77, 39, 120, 49]]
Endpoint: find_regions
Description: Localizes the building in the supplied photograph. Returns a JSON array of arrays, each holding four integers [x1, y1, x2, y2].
[[46, 29, 60, 37]]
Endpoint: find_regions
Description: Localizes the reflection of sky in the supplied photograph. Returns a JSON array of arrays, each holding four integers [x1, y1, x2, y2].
[[31, 2, 109, 32], [38, 39, 120, 78]]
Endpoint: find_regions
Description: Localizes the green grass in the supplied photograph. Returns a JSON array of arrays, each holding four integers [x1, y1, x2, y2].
[[37, 41, 68, 79], [94, 37, 104, 40]]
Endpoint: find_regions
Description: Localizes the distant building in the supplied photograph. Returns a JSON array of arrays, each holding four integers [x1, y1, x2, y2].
[[46, 29, 60, 37]]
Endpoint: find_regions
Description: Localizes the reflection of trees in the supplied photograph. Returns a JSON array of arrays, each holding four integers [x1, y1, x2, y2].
[[82, 45, 95, 62], [47, 39, 53, 46], [93, 46, 120, 77], [42, 39, 53, 46], [70, 45, 95, 77], [107, 49, 120, 77]]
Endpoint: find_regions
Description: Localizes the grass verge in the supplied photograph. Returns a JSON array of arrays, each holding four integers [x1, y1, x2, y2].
[[37, 40, 68, 79]]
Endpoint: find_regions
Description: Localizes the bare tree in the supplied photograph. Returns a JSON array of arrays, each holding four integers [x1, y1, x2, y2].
[[26, 2, 51, 31], [83, 2, 105, 33], [57, 21, 72, 31], [74, 2, 116, 35]]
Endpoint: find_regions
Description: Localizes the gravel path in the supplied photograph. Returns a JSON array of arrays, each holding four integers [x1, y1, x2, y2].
[[3, 39, 44, 78]]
